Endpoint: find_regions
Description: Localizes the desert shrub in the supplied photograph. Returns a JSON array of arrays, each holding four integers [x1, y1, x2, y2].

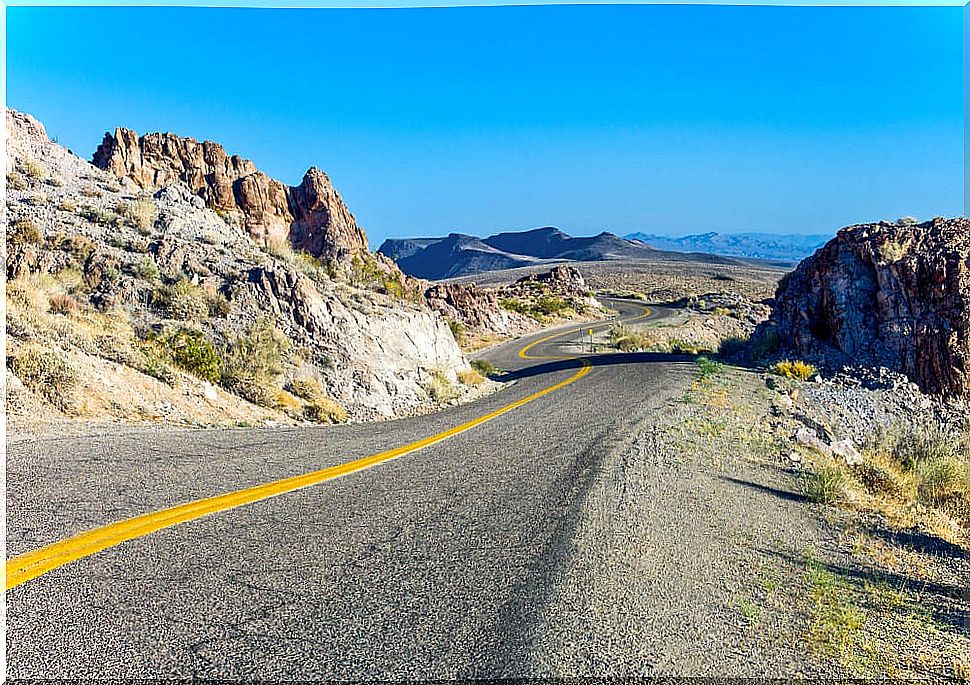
[[803, 464, 849, 504], [916, 457, 969, 506], [897, 216, 918, 226], [10, 218, 43, 244], [499, 297, 530, 315], [45, 174, 64, 188], [772, 359, 816, 381], [125, 198, 158, 233], [23, 159, 46, 179], [425, 369, 458, 402], [448, 319, 465, 341], [57, 198, 77, 212], [52, 233, 97, 262], [890, 422, 965, 470], [155, 280, 209, 321], [79, 206, 121, 227], [9, 347, 79, 411], [287, 376, 326, 401], [220, 320, 290, 406], [7, 172, 27, 190], [81, 185, 101, 198], [207, 291, 231, 317], [458, 369, 485, 386], [610, 324, 654, 352], [471, 359, 500, 378], [159, 328, 222, 383], [718, 335, 749, 357], [533, 295, 569, 316], [133, 257, 161, 282], [695, 356, 722, 380], [304, 397, 348, 423], [712, 306, 732, 316], [48, 293, 80, 316]]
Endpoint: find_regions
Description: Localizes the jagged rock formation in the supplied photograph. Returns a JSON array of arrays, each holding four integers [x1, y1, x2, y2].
[[425, 283, 527, 338], [7, 109, 471, 425], [92, 128, 367, 261], [767, 218, 970, 396]]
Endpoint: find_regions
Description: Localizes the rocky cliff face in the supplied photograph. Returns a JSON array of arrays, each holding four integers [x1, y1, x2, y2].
[[7, 109, 471, 425], [92, 128, 367, 261], [767, 218, 970, 396]]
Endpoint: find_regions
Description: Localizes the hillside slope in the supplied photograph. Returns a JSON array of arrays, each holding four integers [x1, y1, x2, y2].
[[6, 110, 474, 427]]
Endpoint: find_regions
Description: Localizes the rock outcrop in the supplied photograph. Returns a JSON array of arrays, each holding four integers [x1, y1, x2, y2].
[[767, 218, 970, 396], [92, 128, 367, 261], [514, 265, 587, 292], [425, 283, 526, 338], [7, 109, 470, 424]]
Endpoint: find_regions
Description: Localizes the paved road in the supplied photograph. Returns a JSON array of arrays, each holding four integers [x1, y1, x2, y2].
[[7, 299, 709, 678]]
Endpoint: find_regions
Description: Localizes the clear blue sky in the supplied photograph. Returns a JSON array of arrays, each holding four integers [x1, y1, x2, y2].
[[7, 5, 965, 247]]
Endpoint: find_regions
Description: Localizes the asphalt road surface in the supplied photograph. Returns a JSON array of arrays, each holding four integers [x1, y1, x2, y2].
[[6, 299, 745, 678]]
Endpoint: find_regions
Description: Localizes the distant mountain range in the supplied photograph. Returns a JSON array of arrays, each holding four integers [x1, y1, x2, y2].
[[379, 227, 658, 280], [624, 231, 830, 262]]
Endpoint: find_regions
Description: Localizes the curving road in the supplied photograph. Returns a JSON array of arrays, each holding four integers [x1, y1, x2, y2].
[[7, 299, 703, 678]]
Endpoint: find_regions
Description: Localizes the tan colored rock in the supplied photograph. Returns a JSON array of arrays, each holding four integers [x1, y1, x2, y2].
[[92, 128, 367, 260]]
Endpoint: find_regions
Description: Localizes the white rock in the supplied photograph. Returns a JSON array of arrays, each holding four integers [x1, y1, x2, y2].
[[202, 381, 218, 401], [830, 438, 863, 466]]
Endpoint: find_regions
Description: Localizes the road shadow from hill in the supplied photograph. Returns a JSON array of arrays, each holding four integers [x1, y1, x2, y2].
[[493, 351, 697, 383]]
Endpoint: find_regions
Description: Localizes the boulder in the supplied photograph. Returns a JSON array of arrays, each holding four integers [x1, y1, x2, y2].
[[765, 218, 970, 397]]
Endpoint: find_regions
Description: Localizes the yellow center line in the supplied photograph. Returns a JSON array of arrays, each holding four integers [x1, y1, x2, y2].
[[5, 309, 648, 591]]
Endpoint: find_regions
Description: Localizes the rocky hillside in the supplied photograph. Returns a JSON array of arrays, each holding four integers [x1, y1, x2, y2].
[[426, 266, 602, 350], [5, 109, 475, 427], [93, 127, 368, 262], [765, 218, 970, 396]]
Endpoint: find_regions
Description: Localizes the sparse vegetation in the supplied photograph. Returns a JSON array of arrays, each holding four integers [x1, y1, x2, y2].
[[11, 218, 44, 244], [447, 319, 465, 342], [133, 257, 161, 283], [48, 293, 80, 316], [458, 369, 485, 386], [803, 464, 849, 504], [23, 158, 46, 179], [284, 376, 346, 423], [220, 320, 290, 406], [695, 356, 722, 380], [9, 347, 79, 411], [772, 359, 816, 381], [57, 198, 77, 212], [424, 369, 458, 402], [155, 280, 210, 321], [124, 198, 158, 233], [7, 172, 27, 190], [471, 359, 500, 378]]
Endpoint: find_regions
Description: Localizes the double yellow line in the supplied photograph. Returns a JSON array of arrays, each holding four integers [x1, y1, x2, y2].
[[6, 319, 608, 591]]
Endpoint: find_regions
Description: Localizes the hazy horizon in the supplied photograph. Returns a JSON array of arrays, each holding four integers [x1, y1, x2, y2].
[[8, 5, 964, 247]]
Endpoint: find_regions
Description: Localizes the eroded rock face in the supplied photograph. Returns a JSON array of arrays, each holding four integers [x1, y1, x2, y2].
[[93, 128, 367, 260], [767, 218, 970, 396], [425, 283, 525, 338]]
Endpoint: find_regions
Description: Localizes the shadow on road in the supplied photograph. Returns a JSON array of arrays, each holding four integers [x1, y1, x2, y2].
[[720, 475, 809, 504], [494, 351, 697, 383]]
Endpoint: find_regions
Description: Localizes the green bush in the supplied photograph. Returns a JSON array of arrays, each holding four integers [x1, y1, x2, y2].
[[160, 328, 222, 382], [695, 356, 722, 380], [448, 319, 465, 341], [133, 257, 160, 283]]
